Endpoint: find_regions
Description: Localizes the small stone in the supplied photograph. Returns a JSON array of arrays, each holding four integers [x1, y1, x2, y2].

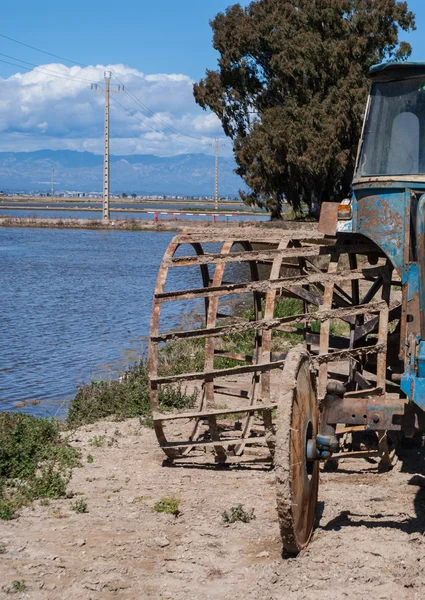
[[74, 538, 86, 547], [154, 536, 170, 548], [256, 551, 270, 558]]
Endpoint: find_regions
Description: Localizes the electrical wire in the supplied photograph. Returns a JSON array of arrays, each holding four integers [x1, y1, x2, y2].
[[112, 73, 203, 141], [0, 53, 95, 84], [111, 95, 197, 142], [0, 30, 218, 144], [0, 32, 89, 68], [0, 57, 98, 84]]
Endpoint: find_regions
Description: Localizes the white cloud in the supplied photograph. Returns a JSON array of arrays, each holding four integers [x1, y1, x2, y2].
[[0, 63, 232, 157]]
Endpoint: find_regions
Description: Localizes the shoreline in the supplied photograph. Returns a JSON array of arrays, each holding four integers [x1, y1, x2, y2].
[[0, 216, 316, 233], [0, 216, 253, 233]]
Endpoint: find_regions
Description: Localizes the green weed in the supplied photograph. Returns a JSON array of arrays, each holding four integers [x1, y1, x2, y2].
[[222, 504, 255, 524], [87, 455, 94, 464], [12, 581, 26, 592], [71, 499, 88, 513], [0, 413, 80, 519], [153, 497, 181, 515], [67, 359, 198, 427], [0, 500, 15, 521], [89, 435, 106, 447]]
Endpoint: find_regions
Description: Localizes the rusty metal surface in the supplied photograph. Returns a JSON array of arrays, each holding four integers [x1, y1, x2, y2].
[[275, 346, 319, 554], [148, 230, 401, 463], [154, 266, 387, 303], [166, 243, 380, 267], [318, 202, 339, 236], [325, 397, 407, 431], [151, 300, 387, 344]]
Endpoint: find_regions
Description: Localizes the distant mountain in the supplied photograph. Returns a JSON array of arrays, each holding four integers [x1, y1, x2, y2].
[[0, 150, 245, 196]]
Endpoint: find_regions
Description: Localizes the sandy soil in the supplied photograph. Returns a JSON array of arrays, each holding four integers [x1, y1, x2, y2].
[[1, 418, 425, 600]]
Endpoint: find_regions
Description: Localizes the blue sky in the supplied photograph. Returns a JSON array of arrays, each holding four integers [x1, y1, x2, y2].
[[0, 0, 423, 157], [403, 0, 425, 61], [0, 1, 250, 81], [0, 0, 422, 79]]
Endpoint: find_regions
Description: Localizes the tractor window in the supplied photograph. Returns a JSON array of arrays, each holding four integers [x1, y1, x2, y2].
[[357, 78, 425, 177], [387, 112, 420, 174]]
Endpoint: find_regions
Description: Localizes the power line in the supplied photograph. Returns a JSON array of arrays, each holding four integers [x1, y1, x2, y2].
[[111, 96, 180, 139], [0, 32, 89, 68], [0, 57, 86, 83], [112, 73, 202, 141], [0, 53, 199, 143], [0, 53, 95, 84], [0, 30, 223, 145]]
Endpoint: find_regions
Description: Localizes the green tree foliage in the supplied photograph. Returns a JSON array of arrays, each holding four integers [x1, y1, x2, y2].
[[194, 0, 415, 218]]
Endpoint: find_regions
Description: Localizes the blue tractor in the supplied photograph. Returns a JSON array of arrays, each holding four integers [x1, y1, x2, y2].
[[148, 62, 424, 553]]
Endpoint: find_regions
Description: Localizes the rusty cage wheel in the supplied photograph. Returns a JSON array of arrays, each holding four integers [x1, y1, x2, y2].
[[148, 229, 395, 464], [275, 345, 319, 554]]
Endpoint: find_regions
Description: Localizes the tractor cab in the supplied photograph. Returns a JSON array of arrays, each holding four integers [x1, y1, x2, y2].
[[356, 63, 425, 180]]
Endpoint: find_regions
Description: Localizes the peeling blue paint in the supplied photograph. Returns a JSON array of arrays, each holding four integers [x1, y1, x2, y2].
[[353, 188, 406, 269], [405, 263, 419, 302]]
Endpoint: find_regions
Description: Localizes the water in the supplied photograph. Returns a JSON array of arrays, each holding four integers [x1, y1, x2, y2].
[[0, 207, 266, 222], [1, 201, 257, 212], [0, 227, 208, 417]]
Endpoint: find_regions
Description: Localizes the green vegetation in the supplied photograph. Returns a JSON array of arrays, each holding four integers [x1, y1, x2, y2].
[[89, 435, 106, 447], [153, 497, 181, 516], [71, 499, 88, 514], [0, 412, 80, 520], [12, 581, 26, 592], [67, 359, 198, 427], [213, 295, 349, 370], [222, 504, 256, 524]]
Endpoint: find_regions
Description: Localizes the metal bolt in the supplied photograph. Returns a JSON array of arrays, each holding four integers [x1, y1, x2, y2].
[[372, 414, 380, 424]]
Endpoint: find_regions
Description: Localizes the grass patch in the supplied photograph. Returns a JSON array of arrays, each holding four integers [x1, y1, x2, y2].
[[153, 497, 181, 515], [222, 504, 256, 523], [158, 338, 204, 376], [12, 581, 26, 592], [67, 359, 198, 427], [89, 435, 106, 447], [0, 412, 80, 520], [71, 499, 88, 514]]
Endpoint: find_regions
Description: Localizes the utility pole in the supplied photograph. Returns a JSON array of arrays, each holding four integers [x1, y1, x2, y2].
[[215, 139, 219, 211], [211, 138, 224, 211], [51, 167, 54, 200], [92, 72, 123, 221]]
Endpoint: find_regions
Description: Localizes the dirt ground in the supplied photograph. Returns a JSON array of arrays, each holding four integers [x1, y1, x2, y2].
[[1, 418, 425, 600]]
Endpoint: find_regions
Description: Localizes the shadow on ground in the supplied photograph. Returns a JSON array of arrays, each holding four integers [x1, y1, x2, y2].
[[320, 442, 425, 536]]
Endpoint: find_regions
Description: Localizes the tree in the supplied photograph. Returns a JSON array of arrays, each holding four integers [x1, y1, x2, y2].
[[122, 192, 128, 198], [131, 193, 137, 199], [194, 0, 415, 219]]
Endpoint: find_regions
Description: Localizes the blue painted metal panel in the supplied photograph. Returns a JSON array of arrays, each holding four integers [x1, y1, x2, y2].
[[401, 374, 425, 410], [353, 188, 406, 269], [405, 263, 419, 302], [418, 342, 425, 379]]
